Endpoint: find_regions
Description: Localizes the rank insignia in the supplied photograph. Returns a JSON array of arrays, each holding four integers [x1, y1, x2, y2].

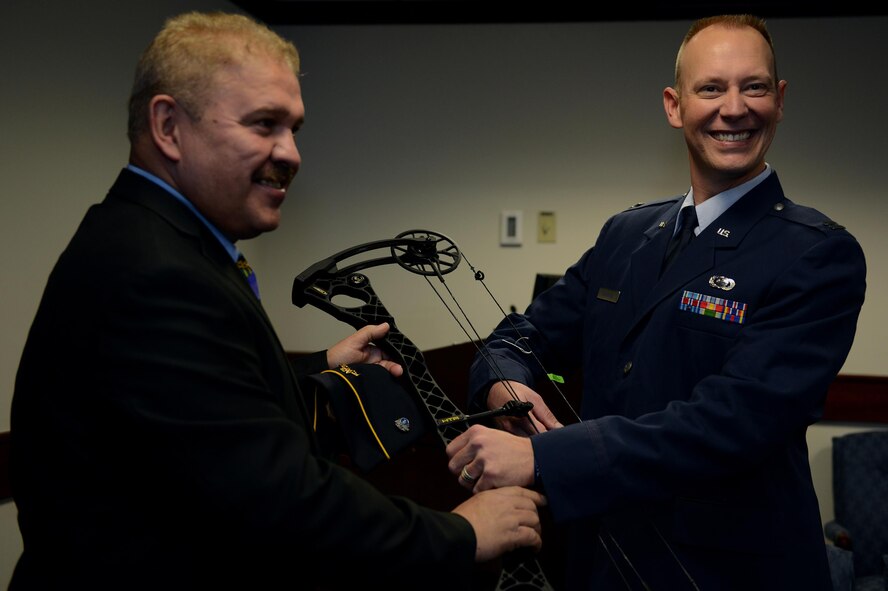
[[680, 290, 747, 324]]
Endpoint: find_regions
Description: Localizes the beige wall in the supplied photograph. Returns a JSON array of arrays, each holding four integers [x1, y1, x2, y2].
[[2, 3, 886, 585], [262, 17, 888, 367]]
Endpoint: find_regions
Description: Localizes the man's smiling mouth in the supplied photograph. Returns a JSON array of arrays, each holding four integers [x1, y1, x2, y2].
[[257, 178, 286, 190], [255, 165, 296, 190], [711, 131, 752, 142]]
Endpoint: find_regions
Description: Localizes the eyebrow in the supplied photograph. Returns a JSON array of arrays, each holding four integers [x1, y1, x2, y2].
[[694, 72, 774, 87], [245, 106, 303, 125]]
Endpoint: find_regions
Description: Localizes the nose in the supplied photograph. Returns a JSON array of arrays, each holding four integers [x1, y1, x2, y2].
[[273, 131, 301, 171], [720, 88, 749, 119]]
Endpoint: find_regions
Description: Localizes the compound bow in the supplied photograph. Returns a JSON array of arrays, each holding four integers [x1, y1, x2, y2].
[[293, 229, 555, 591]]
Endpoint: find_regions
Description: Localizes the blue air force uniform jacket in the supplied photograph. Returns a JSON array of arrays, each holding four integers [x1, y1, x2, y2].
[[469, 171, 866, 590]]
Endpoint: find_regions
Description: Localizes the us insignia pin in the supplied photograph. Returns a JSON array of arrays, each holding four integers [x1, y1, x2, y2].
[[708, 275, 736, 291], [394, 417, 411, 432]]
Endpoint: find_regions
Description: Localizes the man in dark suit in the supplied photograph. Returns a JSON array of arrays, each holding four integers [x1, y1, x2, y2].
[[9, 11, 544, 590], [446, 14, 866, 590]]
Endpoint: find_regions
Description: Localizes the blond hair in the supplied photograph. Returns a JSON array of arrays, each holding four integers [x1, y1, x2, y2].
[[127, 11, 300, 142], [674, 14, 778, 93]]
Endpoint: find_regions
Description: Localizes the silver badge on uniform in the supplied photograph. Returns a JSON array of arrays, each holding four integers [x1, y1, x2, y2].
[[394, 417, 411, 432], [708, 276, 736, 291]]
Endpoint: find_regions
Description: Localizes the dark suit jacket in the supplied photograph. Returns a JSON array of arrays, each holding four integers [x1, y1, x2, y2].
[[11, 169, 474, 590], [470, 172, 866, 590]]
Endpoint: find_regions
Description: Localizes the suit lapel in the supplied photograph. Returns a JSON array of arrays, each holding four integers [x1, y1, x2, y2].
[[108, 169, 315, 432], [626, 172, 786, 338], [109, 169, 277, 331]]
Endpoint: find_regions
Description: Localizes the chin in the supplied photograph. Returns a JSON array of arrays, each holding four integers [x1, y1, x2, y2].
[[256, 216, 283, 236], [231, 222, 278, 241], [707, 153, 762, 174]]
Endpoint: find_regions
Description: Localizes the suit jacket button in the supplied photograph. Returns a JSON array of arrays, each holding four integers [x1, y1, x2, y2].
[[623, 361, 633, 375]]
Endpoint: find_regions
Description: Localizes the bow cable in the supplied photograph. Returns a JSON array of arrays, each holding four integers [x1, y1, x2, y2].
[[462, 253, 582, 424], [420, 261, 534, 428]]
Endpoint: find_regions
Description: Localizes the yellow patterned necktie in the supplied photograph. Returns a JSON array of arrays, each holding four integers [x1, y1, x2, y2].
[[236, 255, 260, 299]]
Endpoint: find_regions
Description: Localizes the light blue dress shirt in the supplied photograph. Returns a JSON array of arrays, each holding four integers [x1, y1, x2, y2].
[[126, 164, 241, 263], [675, 164, 773, 236]]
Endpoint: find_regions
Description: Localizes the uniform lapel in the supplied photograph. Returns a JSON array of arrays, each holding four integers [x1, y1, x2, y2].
[[629, 200, 682, 312], [626, 172, 786, 338]]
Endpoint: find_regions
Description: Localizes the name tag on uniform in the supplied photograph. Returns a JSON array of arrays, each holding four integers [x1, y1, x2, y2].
[[597, 287, 621, 303]]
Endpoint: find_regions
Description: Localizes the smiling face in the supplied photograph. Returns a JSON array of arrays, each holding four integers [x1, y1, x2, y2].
[[170, 54, 304, 240], [664, 24, 786, 201]]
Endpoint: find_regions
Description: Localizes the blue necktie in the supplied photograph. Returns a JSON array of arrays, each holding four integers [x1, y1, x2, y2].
[[237, 255, 260, 299]]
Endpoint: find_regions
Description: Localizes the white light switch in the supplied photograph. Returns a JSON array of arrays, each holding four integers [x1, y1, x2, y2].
[[500, 210, 523, 246]]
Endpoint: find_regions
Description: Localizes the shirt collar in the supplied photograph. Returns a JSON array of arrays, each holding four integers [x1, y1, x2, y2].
[[680, 164, 773, 236], [126, 164, 241, 263]]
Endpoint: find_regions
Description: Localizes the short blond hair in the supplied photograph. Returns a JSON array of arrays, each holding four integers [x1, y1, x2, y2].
[[127, 11, 300, 142], [674, 14, 778, 93]]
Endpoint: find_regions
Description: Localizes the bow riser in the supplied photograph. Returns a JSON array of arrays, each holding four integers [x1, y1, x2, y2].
[[295, 272, 464, 445]]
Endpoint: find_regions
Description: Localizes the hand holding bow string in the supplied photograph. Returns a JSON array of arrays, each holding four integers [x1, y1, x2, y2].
[[487, 380, 563, 436], [445, 380, 564, 493]]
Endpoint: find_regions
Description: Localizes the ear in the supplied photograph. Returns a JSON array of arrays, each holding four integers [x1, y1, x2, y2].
[[775, 80, 787, 123], [663, 86, 683, 129], [148, 95, 185, 162]]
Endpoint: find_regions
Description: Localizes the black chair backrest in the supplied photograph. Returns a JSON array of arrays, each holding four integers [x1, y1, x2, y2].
[[832, 430, 888, 576]]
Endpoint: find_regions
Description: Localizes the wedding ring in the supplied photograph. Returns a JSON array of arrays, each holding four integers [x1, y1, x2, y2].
[[460, 466, 477, 483]]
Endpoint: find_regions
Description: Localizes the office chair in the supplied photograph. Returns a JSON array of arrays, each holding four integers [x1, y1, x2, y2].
[[824, 430, 888, 591]]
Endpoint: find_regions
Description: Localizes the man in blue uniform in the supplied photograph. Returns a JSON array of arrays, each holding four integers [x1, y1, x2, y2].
[[446, 14, 866, 590]]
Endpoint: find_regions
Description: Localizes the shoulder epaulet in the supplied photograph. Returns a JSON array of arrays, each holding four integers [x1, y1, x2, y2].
[[770, 200, 848, 234], [621, 196, 680, 213], [822, 220, 846, 231]]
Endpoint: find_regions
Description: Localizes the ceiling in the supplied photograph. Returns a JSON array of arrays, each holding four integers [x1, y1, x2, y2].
[[230, 1, 888, 26]]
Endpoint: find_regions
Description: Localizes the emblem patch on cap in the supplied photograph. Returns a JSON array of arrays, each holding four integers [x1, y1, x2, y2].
[[680, 290, 747, 325]]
